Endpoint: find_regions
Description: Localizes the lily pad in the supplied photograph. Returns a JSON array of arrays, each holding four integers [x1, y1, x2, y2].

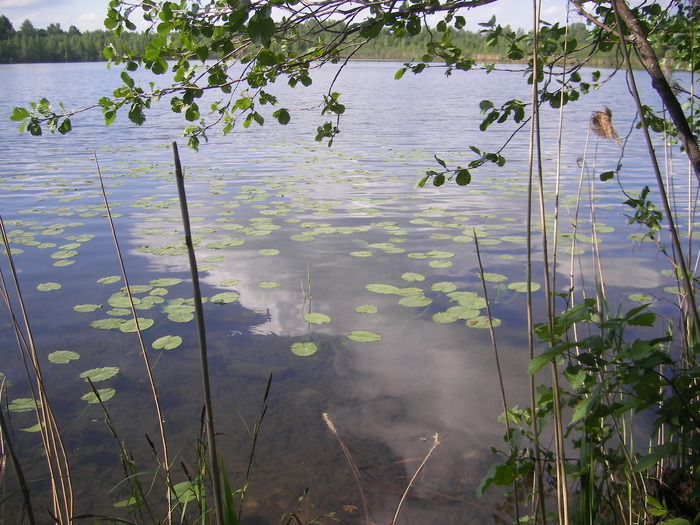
[[401, 272, 425, 282], [91, 318, 126, 330], [37, 282, 61, 292], [9, 398, 38, 412], [355, 304, 378, 314], [210, 292, 239, 304], [74, 304, 102, 313], [366, 283, 401, 294], [481, 273, 508, 283], [81, 388, 116, 404], [432, 312, 459, 324], [97, 275, 122, 284], [48, 350, 80, 364], [350, 251, 373, 257], [446, 306, 481, 320], [164, 303, 195, 323], [431, 281, 458, 293], [429, 260, 453, 268], [79, 367, 120, 382], [220, 279, 241, 287], [119, 318, 155, 333], [291, 342, 318, 357], [629, 293, 653, 303], [507, 282, 541, 293], [152, 335, 183, 350], [259, 249, 280, 256], [466, 316, 502, 329], [149, 278, 183, 287], [304, 313, 331, 325], [348, 331, 382, 343], [258, 282, 280, 288], [398, 295, 432, 308]]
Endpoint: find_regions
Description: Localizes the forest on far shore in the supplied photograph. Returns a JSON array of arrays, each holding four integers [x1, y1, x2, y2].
[[0, 14, 628, 66]]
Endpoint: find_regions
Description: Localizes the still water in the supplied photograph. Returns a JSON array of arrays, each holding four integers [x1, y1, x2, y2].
[[0, 60, 694, 523]]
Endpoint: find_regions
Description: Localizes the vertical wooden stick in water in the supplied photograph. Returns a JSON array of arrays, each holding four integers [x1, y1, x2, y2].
[[171, 142, 224, 523]]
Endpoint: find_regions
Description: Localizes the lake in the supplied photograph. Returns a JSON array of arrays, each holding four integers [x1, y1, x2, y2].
[[0, 60, 694, 523]]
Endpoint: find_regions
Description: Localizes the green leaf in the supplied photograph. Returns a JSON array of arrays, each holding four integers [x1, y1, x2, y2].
[[149, 278, 182, 287], [528, 350, 560, 375], [210, 292, 239, 304], [80, 367, 120, 382], [8, 398, 38, 413], [600, 170, 615, 181], [355, 304, 377, 314], [571, 395, 595, 424], [291, 342, 318, 357], [48, 351, 80, 364], [37, 282, 61, 291], [119, 318, 154, 333], [74, 303, 102, 313], [152, 335, 183, 350], [348, 331, 382, 343], [303, 312, 331, 325], [81, 388, 116, 404], [633, 444, 678, 472], [10, 107, 30, 121], [248, 11, 275, 47], [272, 108, 290, 125]]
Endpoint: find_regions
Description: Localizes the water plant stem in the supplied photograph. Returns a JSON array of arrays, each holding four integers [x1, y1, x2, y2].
[[171, 142, 224, 524]]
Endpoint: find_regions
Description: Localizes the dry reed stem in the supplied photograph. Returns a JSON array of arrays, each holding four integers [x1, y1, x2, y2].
[[322, 413, 370, 525]]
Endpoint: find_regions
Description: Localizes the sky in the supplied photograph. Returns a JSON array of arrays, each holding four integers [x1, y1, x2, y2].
[[0, 0, 577, 32]]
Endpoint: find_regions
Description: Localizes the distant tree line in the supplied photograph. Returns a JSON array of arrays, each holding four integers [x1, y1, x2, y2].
[[0, 15, 149, 63], [0, 14, 624, 66]]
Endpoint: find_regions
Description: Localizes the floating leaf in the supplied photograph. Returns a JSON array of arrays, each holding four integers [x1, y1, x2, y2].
[[446, 306, 481, 320], [366, 283, 400, 294], [81, 388, 116, 404], [97, 275, 121, 284], [8, 398, 37, 412], [355, 304, 378, 314], [74, 304, 102, 312], [37, 282, 61, 292], [467, 316, 501, 329], [220, 279, 241, 287], [91, 318, 126, 330], [108, 293, 139, 308], [431, 281, 457, 293], [429, 260, 452, 268], [119, 318, 155, 333], [210, 292, 239, 304], [350, 251, 373, 257], [348, 331, 382, 343], [259, 249, 280, 256], [48, 351, 80, 364], [80, 367, 120, 382], [427, 251, 455, 258], [291, 342, 318, 357], [398, 295, 432, 307], [401, 272, 425, 282], [51, 249, 77, 260], [164, 303, 195, 323], [481, 273, 508, 283], [507, 282, 541, 293], [629, 293, 653, 303], [304, 313, 331, 325], [258, 282, 280, 288], [152, 335, 183, 350], [149, 278, 183, 287], [432, 312, 459, 324], [21, 422, 44, 433]]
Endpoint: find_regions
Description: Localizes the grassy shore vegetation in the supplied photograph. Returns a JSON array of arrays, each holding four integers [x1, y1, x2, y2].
[[3, 0, 700, 524]]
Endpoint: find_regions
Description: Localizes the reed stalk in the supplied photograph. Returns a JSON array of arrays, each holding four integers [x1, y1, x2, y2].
[[171, 142, 224, 524], [92, 152, 173, 523]]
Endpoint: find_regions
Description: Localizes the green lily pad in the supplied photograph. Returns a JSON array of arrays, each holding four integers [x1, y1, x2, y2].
[[149, 278, 183, 287], [152, 335, 183, 350], [304, 313, 331, 325], [432, 312, 459, 324], [350, 251, 373, 257], [37, 282, 61, 292], [48, 350, 80, 364], [81, 388, 116, 404], [500, 236, 528, 243], [51, 249, 77, 260], [429, 260, 453, 268], [220, 279, 241, 287], [9, 398, 38, 412], [348, 331, 382, 343], [119, 318, 155, 333], [431, 281, 457, 293], [164, 303, 195, 323], [355, 304, 378, 314], [291, 342, 318, 357], [446, 306, 481, 320], [401, 272, 425, 282], [74, 304, 102, 313], [210, 292, 239, 304], [481, 273, 508, 283], [259, 249, 280, 256], [366, 284, 401, 294], [121, 285, 153, 294], [21, 422, 44, 433], [80, 367, 120, 382], [507, 282, 541, 293], [97, 275, 122, 284], [466, 316, 502, 329], [629, 293, 653, 303], [398, 295, 432, 308], [258, 282, 280, 288], [427, 251, 455, 259], [90, 318, 126, 330]]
